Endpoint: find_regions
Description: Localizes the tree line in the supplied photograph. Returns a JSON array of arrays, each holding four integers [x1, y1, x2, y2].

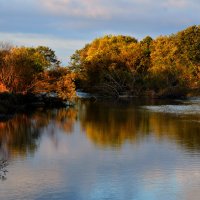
[[0, 25, 199, 100], [70, 25, 200, 98]]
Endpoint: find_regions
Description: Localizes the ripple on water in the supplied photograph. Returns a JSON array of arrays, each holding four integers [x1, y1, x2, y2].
[[143, 97, 200, 115], [143, 105, 200, 115]]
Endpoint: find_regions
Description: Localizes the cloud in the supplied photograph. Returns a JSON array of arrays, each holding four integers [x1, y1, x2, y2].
[[1, 0, 199, 35], [0, 32, 88, 64], [41, 0, 111, 18], [40, 0, 199, 19], [40, 0, 154, 20], [163, 0, 189, 8], [0, 0, 199, 64], [38, 0, 200, 37]]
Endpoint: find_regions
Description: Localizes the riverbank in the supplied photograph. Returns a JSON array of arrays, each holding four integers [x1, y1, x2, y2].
[[0, 92, 69, 120], [77, 86, 200, 100], [1, 88, 199, 121]]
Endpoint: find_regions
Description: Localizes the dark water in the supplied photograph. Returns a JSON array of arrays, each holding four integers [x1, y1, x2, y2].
[[0, 98, 200, 200]]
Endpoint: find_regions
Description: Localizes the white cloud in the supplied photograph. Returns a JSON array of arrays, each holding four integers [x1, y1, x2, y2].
[[163, 0, 189, 9], [0, 32, 88, 64], [40, 0, 195, 17], [41, 0, 111, 18], [0, 0, 199, 65]]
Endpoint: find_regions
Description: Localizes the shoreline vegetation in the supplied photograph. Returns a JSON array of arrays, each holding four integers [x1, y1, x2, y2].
[[0, 92, 73, 121], [0, 25, 200, 117], [70, 25, 199, 99]]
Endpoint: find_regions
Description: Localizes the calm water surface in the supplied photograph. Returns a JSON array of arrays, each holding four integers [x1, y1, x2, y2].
[[0, 98, 200, 200]]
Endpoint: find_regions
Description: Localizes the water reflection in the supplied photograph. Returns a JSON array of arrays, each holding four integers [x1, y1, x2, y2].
[[0, 100, 199, 199], [79, 101, 200, 151], [0, 160, 8, 180], [0, 114, 41, 159], [0, 108, 77, 159], [79, 101, 147, 148], [0, 101, 200, 160]]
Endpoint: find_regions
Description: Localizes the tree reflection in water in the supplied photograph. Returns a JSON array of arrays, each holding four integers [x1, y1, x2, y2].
[[0, 107, 78, 159], [79, 101, 200, 151], [0, 100, 199, 161], [79, 101, 146, 148]]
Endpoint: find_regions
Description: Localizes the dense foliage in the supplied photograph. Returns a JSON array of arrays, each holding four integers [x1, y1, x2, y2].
[[70, 25, 200, 98], [0, 44, 75, 100], [0, 25, 199, 101]]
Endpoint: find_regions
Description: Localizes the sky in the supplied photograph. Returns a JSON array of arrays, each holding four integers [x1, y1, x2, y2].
[[0, 0, 199, 65]]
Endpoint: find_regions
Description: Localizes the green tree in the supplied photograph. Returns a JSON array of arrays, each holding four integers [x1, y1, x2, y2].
[[35, 46, 60, 68]]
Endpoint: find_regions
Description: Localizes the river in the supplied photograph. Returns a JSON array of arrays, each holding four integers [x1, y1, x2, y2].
[[0, 98, 200, 200]]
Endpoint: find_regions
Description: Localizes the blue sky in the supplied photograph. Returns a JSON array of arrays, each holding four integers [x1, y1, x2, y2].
[[0, 0, 199, 64]]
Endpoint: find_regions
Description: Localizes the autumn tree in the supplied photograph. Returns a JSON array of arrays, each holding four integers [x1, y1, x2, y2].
[[34, 67, 76, 100], [0, 47, 49, 93], [70, 35, 151, 96], [149, 36, 181, 92], [175, 25, 200, 88], [149, 25, 200, 97], [0, 44, 76, 100]]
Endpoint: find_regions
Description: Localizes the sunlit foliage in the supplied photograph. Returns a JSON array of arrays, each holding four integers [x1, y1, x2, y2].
[[70, 35, 148, 96], [70, 25, 200, 98], [33, 67, 76, 100], [0, 44, 75, 100]]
